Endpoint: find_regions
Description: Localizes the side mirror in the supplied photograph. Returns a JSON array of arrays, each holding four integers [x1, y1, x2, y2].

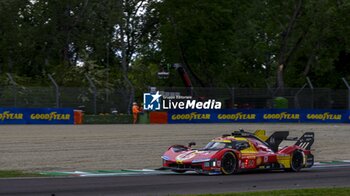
[[188, 142, 196, 148]]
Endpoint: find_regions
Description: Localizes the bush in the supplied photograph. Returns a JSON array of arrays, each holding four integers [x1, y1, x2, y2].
[[273, 97, 288, 109], [83, 114, 132, 124]]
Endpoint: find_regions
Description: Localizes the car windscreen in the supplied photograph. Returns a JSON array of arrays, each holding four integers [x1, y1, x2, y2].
[[204, 141, 249, 150], [204, 141, 231, 150]]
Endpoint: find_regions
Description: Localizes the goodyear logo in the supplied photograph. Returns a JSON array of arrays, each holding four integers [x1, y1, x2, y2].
[[171, 112, 210, 121], [307, 112, 342, 120], [263, 112, 300, 120], [30, 112, 71, 121], [0, 111, 23, 121], [217, 113, 256, 121]]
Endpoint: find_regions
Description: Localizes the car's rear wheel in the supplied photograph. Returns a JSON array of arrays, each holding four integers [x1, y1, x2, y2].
[[221, 152, 237, 175], [289, 150, 304, 172]]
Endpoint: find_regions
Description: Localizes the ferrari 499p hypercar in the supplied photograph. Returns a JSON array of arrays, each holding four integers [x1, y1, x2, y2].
[[161, 130, 314, 175]]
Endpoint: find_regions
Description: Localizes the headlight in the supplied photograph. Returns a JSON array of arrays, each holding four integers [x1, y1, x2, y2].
[[192, 158, 211, 163], [203, 159, 217, 167], [161, 156, 170, 161]]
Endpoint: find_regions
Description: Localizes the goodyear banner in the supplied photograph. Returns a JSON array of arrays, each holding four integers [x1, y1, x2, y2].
[[168, 109, 350, 123], [0, 108, 74, 124]]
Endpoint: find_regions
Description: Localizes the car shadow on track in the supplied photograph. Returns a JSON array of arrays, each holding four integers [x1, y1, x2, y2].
[[161, 169, 314, 176]]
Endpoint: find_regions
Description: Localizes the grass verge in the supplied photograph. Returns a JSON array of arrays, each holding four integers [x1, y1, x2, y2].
[[187, 187, 350, 196], [0, 170, 43, 178]]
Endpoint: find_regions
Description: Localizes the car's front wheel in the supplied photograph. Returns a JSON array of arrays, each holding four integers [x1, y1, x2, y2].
[[221, 152, 237, 175]]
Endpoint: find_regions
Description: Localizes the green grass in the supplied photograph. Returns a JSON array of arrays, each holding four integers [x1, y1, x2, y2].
[[186, 187, 350, 196], [0, 170, 43, 178]]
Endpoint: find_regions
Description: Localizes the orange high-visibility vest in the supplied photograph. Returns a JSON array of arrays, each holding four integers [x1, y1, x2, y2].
[[132, 105, 140, 114]]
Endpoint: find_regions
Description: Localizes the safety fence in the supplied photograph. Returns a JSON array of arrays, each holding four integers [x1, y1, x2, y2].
[[156, 87, 350, 110], [0, 86, 349, 114], [0, 86, 129, 114]]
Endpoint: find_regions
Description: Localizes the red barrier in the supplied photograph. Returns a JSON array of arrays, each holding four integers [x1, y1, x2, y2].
[[149, 112, 168, 124], [74, 110, 83, 124]]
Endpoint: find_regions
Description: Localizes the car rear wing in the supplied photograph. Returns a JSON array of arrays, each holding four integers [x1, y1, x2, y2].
[[254, 130, 314, 152], [265, 131, 289, 152], [295, 132, 314, 150]]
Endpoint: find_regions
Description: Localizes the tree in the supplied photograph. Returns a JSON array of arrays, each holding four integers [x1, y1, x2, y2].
[[114, 0, 158, 113], [246, 0, 350, 88], [1, 0, 350, 91]]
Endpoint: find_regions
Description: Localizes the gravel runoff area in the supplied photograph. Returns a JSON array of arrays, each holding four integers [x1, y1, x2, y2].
[[0, 124, 349, 172]]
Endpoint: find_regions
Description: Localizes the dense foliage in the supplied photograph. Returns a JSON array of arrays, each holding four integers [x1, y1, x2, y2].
[[0, 0, 350, 91]]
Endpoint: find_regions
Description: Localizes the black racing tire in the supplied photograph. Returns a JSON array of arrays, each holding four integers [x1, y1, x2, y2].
[[171, 169, 186, 174], [221, 152, 238, 175], [288, 150, 304, 172]]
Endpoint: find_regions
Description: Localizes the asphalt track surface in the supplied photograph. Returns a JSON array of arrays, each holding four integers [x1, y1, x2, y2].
[[1, 166, 350, 196]]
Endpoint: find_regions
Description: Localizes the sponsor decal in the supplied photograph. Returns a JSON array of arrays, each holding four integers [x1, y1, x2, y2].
[[143, 91, 222, 111], [306, 112, 342, 120], [256, 157, 262, 165], [217, 113, 256, 120], [263, 112, 300, 120], [248, 159, 255, 167], [168, 109, 350, 123], [0, 108, 73, 124], [171, 112, 210, 121], [143, 91, 162, 111], [30, 112, 70, 121], [176, 151, 197, 161], [0, 111, 23, 121], [163, 99, 221, 110], [264, 156, 268, 163]]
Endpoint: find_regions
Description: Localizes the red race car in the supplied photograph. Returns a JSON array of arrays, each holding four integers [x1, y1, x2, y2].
[[161, 130, 314, 175]]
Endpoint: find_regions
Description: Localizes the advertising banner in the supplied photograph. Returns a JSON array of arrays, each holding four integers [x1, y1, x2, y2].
[[0, 108, 74, 124], [167, 109, 350, 124]]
